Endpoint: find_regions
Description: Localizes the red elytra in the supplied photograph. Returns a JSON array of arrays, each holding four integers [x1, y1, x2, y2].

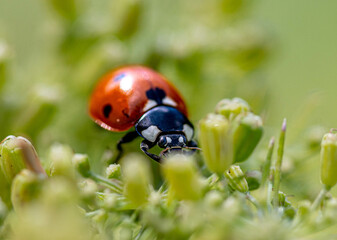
[[89, 65, 188, 132]]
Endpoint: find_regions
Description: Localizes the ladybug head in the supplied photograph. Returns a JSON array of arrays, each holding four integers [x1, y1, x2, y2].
[[157, 133, 187, 149]]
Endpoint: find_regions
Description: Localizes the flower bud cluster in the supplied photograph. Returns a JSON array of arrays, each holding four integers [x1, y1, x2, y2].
[[224, 165, 248, 193], [199, 98, 263, 174]]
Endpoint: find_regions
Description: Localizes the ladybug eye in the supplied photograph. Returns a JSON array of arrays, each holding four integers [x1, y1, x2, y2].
[[158, 136, 168, 148], [103, 104, 113, 118]]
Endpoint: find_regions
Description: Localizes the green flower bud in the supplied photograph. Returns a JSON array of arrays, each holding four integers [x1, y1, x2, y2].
[[199, 114, 233, 174], [79, 179, 98, 202], [0, 136, 26, 184], [294, 200, 311, 223], [284, 206, 296, 219], [162, 155, 203, 201], [17, 137, 46, 176], [224, 165, 248, 193], [40, 178, 79, 207], [92, 209, 108, 224], [122, 154, 152, 207], [276, 191, 291, 208], [215, 98, 251, 120], [49, 144, 75, 179], [232, 113, 263, 163], [106, 164, 122, 180], [72, 154, 91, 178], [204, 191, 223, 207], [11, 170, 43, 210], [245, 170, 262, 191], [222, 196, 241, 216], [0, 136, 46, 184], [320, 133, 337, 188], [298, 200, 311, 217], [102, 194, 120, 210]]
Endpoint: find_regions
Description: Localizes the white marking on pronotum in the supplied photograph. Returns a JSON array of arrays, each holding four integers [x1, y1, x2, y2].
[[143, 100, 157, 112], [141, 125, 161, 142], [119, 75, 133, 91], [178, 136, 184, 143], [162, 97, 177, 107], [166, 137, 172, 144], [183, 124, 194, 141]]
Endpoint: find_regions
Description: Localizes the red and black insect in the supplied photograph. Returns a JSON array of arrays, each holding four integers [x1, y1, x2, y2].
[[89, 65, 198, 162]]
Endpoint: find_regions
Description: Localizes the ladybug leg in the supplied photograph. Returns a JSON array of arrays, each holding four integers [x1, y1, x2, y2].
[[114, 131, 139, 163], [140, 140, 161, 163]]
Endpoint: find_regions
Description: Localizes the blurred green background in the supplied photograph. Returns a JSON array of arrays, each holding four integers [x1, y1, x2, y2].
[[254, 0, 337, 127], [0, 0, 336, 199], [1, 0, 336, 126]]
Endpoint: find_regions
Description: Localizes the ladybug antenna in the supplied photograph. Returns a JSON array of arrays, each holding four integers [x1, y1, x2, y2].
[[160, 146, 202, 158], [184, 146, 202, 151]]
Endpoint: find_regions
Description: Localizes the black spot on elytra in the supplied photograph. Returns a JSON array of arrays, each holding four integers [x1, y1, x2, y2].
[[146, 87, 166, 104], [122, 109, 130, 118], [103, 104, 113, 118]]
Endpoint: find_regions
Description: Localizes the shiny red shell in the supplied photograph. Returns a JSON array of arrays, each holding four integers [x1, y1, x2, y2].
[[89, 65, 188, 132]]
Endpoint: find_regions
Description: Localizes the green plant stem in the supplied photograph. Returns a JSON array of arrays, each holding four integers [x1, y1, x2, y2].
[[266, 172, 274, 212], [262, 137, 275, 186], [90, 172, 123, 194], [311, 185, 330, 211], [273, 119, 286, 209], [246, 192, 263, 217], [135, 226, 145, 240]]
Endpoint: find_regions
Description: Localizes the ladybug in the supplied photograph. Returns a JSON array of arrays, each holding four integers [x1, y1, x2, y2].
[[89, 65, 198, 162]]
